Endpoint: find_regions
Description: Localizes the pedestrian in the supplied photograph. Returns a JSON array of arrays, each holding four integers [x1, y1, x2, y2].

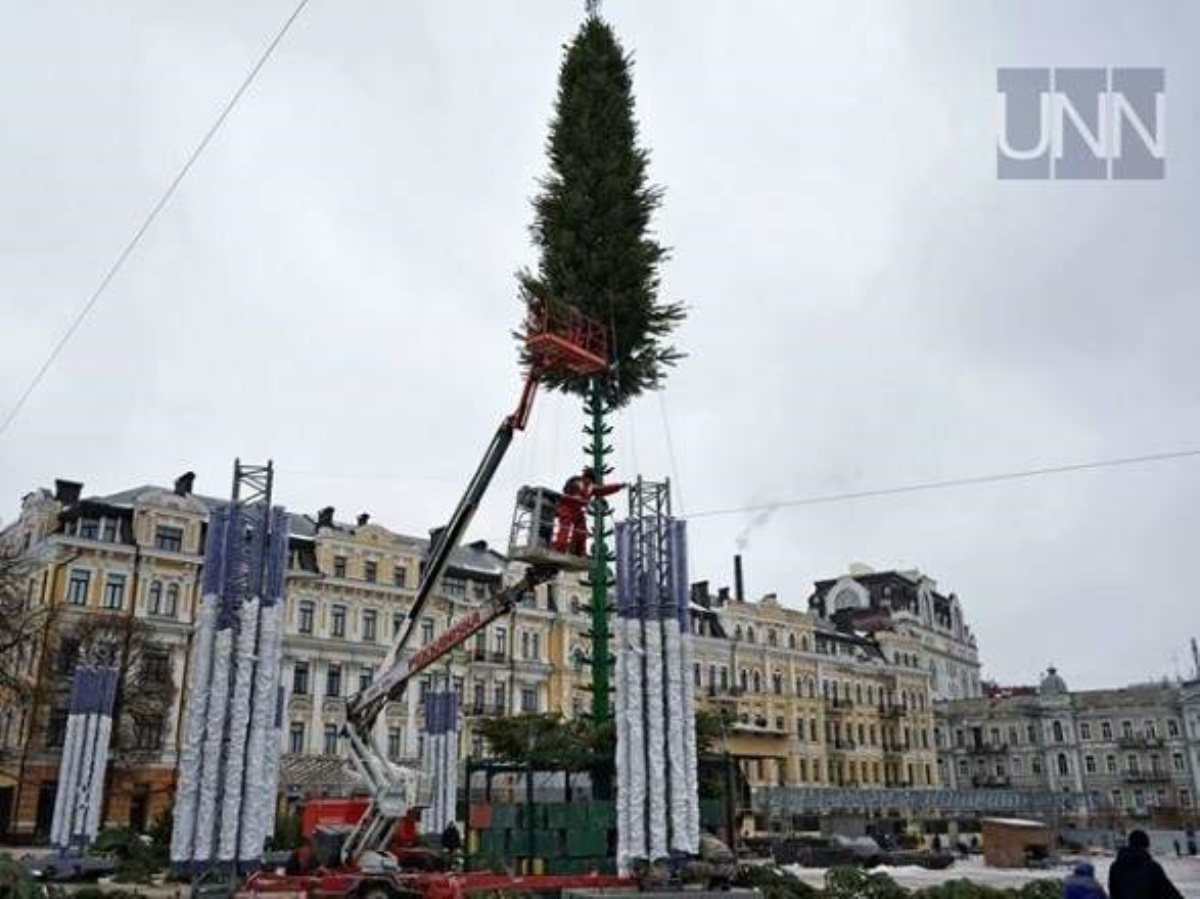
[[1108, 829, 1183, 899], [1063, 861, 1107, 899], [441, 820, 462, 854], [552, 467, 625, 556], [1174, 838, 1181, 857]]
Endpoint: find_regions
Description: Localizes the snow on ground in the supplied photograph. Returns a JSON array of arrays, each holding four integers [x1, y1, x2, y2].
[[785, 854, 1200, 896]]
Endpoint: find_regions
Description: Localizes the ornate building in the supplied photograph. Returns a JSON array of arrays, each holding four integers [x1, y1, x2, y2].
[[0, 475, 565, 838], [686, 582, 939, 797], [1, 476, 955, 840], [808, 565, 982, 701], [936, 668, 1200, 828]]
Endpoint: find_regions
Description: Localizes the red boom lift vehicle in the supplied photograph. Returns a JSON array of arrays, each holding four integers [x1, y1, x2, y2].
[[237, 302, 630, 899]]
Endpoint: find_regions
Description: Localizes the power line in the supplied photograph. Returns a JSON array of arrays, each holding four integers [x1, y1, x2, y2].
[[684, 447, 1200, 520], [658, 391, 685, 515], [0, 0, 312, 440]]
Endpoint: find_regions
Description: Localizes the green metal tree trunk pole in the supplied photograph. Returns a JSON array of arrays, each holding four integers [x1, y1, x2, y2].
[[584, 377, 614, 725]]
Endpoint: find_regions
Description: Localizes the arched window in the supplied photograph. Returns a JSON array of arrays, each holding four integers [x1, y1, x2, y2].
[[165, 583, 179, 616], [739, 668, 748, 691], [788, 633, 797, 650], [801, 635, 810, 652], [752, 670, 762, 694], [772, 672, 783, 695], [734, 625, 743, 640], [1057, 753, 1069, 776], [148, 580, 163, 614], [746, 627, 756, 644], [1053, 721, 1064, 743]]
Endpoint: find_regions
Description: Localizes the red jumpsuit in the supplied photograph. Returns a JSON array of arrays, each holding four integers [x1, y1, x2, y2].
[[553, 477, 623, 555]]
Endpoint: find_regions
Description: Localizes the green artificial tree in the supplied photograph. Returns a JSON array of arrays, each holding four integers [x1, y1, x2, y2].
[[518, 10, 683, 731]]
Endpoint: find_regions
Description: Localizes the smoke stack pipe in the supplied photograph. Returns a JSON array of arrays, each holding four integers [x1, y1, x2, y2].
[[734, 554, 745, 602]]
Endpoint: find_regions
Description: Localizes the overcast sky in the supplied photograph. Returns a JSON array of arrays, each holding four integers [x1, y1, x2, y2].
[[1, 2, 1196, 691]]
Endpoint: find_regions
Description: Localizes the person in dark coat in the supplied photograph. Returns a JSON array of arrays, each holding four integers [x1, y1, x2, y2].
[[440, 820, 462, 854], [1108, 829, 1183, 899], [1062, 861, 1107, 899]]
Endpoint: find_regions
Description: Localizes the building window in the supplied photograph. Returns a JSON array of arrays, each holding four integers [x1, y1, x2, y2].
[[443, 576, 466, 598], [493, 683, 505, 713], [141, 651, 170, 685], [67, 570, 91, 605], [298, 601, 315, 634], [1111, 789, 1123, 808], [78, 518, 99, 540], [394, 566, 407, 588], [1057, 753, 1069, 776], [331, 604, 347, 638], [388, 728, 402, 761], [103, 573, 127, 610], [521, 687, 538, 713], [1122, 721, 1134, 739], [1012, 757, 1023, 775], [326, 664, 342, 698], [45, 711, 68, 748], [1032, 758, 1042, 775], [1181, 788, 1192, 808], [1052, 721, 1064, 743], [746, 627, 756, 644], [1169, 719, 1180, 738], [293, 662, 309, 695], [1085, 754, 1096, 774], [1174, 752, 1185, 772], [154, 526, 184, 552], [494, 627, 507, 657], [323, 724, 338, 755], [133, 717, 164, 751], [333, 556, 347, 578], [1106, 754, 1117, 774], [393, 612, 404, 637], [362, 610, 378, 643], [359, 666, 373, 693], [101, 519, 119, 543], [56, 637, 80, 676], [773, 672, 783, 695], [421, 618, 435, 646], [364, 560, 377, 583], [1080, 722, 1091, 741], [289, 722, 306, 753], [1127, 755, 1139, 774], [1146, 720, 1158, 740]]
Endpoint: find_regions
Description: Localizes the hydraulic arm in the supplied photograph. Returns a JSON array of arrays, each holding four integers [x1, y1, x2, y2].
[[339, 373, 545, 866]]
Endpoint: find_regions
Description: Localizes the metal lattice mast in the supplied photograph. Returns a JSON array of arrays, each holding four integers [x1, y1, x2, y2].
[[584, 379, 616, 724]]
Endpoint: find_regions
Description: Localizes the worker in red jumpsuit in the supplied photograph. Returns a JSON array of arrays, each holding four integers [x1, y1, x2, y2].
[[553, 467, 625, 556]]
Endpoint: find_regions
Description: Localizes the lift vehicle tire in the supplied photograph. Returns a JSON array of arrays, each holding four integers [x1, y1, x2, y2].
[[359, 886, 393, 899]]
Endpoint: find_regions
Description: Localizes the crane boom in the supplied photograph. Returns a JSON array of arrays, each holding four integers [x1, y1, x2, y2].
[[338, 372, 547, 866]]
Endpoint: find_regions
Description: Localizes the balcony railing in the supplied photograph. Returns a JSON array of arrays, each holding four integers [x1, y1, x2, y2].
[[968, 742, 1009, 755], [971, 775, 1012, 788], [824, 698, 854, 713], [1123, 770, 1172, 783], [1118, 735, 1166, 750]]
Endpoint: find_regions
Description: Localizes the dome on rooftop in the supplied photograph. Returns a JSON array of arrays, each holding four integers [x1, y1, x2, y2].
[[1039, 666, 1068, 695]]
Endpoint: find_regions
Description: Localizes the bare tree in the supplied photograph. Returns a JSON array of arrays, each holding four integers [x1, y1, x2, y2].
[[0, 555, 50, 700], [47, 612, 177, 757]]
